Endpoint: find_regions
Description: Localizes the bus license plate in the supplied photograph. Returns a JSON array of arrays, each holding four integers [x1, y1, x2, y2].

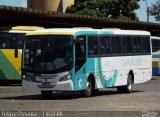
[[42, 82, 50, 87]]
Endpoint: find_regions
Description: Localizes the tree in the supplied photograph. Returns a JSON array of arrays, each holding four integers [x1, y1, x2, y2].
[[148, 0, 160, 21], [66, 0, 140, 21]]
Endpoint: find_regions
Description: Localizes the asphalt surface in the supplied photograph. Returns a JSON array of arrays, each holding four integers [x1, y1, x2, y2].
[[0, 76, 159, 117]]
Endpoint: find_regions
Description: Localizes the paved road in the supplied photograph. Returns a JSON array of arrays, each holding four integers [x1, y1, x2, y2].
[[0, 76, 159, 117]]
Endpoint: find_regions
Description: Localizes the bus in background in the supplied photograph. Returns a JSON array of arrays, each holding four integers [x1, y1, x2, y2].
[[22, 28, 152, 98], [151, 36, 160, 75], [0, 26, 44, 81]]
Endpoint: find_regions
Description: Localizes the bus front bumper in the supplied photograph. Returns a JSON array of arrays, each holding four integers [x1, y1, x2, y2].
[[22, 79, 74, 91]]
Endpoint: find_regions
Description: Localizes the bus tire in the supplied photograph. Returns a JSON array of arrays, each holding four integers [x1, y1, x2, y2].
[[117, 74, 133, 93], [80, 78, 93, 97], [92, 89, 99, 96], [41, 91, 52, 99]]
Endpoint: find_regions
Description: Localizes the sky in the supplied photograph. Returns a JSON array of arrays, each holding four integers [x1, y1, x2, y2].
[[0, 0, 159, 23], [0, 0, 27, 7], [135, 0, 159, 23]]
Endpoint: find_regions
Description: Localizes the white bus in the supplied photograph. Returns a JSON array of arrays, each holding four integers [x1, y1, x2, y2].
[[22, 28, 152, 98]]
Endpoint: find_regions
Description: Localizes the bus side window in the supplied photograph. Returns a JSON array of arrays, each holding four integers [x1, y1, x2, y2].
[[110, 36, 116, 54], [17, 33, 25, 49], [116, 36, 122, 54], [88, 36, 99, 56], [152, 39, 159, 53], [110, 36, 122, 55], [122, 36, 132, 54], [138, 37, 143, 53], [133, 36, 143, 54], [99, 36, 110, 56], [127, 36, 132, 53], [0, 33, 15, 49], [1, 42, 7, 48], [122, 36, 128, 54], [143, 37, 150, 53]]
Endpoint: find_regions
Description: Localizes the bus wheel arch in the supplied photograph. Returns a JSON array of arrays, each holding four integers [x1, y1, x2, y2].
[[117, 70, 134, 93], [88, 74, 99, 95], [88, 74, 95, 89], [80, 73, 97, 97], [129, 70, 134, 84], [126, 70, 134, 93]]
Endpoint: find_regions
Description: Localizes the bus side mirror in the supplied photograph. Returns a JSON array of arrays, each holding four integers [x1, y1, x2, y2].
[[15, 48, 18, 58], [14, 37, 18, 58]]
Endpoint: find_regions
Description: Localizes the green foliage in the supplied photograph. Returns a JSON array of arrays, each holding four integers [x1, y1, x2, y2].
[[66, 0, 140, 21]]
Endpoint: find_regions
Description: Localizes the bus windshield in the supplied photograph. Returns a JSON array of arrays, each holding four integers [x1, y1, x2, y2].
[[23, 35, 73, 73]]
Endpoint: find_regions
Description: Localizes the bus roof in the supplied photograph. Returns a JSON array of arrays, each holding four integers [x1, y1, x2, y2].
[[151, 36, 160, 40], [0, 26, 44, 33], [26, 28, 150, 36]]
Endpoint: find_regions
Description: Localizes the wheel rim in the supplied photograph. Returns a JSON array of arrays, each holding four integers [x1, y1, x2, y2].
[[86, 80, 92, 96], [128, 75, 133, 91], [128, 79, 132, 90]]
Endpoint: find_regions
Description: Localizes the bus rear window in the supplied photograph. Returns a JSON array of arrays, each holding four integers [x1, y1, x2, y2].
[[0, 33, 15, 49]]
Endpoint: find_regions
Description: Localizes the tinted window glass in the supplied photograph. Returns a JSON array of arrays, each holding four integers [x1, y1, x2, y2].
[[0, 33, 16, 49], [111, 36, 116, 54], [23, 35, 73, 73], [152, 39, 160, 52], [75, 36, 86, 72], [116, 36, 122, 54], [88, 36, 99, 56], [133, 36, 143, 53], [143, 37, 151, 53], [122, 36, 132, 54], [17, 33, 25, 49], [99, 36, 110, 55]]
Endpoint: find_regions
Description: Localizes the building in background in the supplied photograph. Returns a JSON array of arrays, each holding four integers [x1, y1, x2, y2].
[[27, 0, 74, 12]]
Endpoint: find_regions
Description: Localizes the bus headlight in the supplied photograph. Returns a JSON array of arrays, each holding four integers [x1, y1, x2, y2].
[[22, 75, 31, 81], [60, 74, 71, 82], [22, 75, 26, 79]]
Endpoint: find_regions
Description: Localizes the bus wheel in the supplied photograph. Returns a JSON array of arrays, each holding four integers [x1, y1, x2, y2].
[[92, 89, 99, 96], [41, 91, 52, 99], [117, 74, 133, 93], [80, 78, 93, 97]]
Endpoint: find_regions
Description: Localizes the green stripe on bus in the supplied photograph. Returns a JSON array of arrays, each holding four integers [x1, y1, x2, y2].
[[0, 51, 20, 80]]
